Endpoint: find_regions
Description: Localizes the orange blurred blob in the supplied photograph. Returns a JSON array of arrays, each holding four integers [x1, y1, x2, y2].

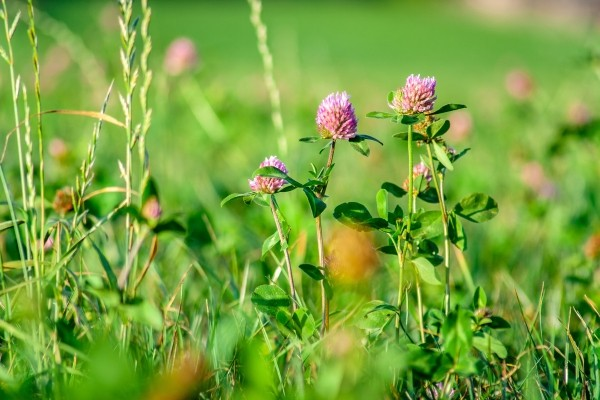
[[326, 227, 379, 284], [323, 328, 361, 358], [584, 233, 600, 261], [52, 187, 75, 215], [146, 352, 211, 400]]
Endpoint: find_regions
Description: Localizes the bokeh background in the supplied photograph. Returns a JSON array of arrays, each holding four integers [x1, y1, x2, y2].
[[6, 0, 600, 312]]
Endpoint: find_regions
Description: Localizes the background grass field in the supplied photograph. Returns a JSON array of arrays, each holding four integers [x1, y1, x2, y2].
[[30, 0, 599, 289]]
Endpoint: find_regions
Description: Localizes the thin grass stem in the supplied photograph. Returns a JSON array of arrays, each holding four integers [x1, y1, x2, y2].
[[247, 0, 286, 155], [269, 195, 297, 312], [27, 0, 45, 272], [2, 1, 31, 267]]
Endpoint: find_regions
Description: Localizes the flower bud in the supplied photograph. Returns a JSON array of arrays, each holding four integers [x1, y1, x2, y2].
[[402, 161, 433, 194]]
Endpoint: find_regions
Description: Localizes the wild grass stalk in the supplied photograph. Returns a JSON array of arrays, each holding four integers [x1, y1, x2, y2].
[[247, 0, 286, 156], [138, 0, 153, 205], [27, 0, 45, 270], [74, 83, 114, 221], [117, 0, 137, 294], [1, 2, 30, 283]]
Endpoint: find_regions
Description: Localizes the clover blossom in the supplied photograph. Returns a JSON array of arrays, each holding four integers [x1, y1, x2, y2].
[[390, 74, 437, 115], [248, 156, 288, 194], [164, 37, 199, 76], [316, 91, 358, 140], [142, 196, 162, 221], [402, 161, 432, 193]]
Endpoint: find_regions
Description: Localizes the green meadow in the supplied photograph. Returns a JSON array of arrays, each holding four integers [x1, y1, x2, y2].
[[1, 0, 599, 398]]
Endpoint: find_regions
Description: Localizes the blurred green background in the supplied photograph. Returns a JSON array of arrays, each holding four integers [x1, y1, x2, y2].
[[7, 0, 600, 306]]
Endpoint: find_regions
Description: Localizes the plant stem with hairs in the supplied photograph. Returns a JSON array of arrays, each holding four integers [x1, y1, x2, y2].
[[394, 239, 407, 340], [426, 142, 451, 315], [408, 125, 427, 342], [316, 140, 336, 334], [270, 195, 297, 312]]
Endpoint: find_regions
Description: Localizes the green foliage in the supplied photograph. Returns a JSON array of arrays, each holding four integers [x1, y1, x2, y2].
[[298, 263, 325, 280], [381, 182, 407, 198], [454, 193, 499, 223], [429, 103, 467, 115], [251, 284, 291, 315], [432, 141, 454, 171], [412, 257, 441, 285], [333, 202, 388, 231]]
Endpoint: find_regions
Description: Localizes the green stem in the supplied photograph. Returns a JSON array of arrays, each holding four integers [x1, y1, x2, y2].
[[26, 5, 48, 370], [119, 0, 135, 293], [395, 239, 406, 341], [27, 0, 46, 271], [315, 216, 329, 334], [0, 246, 14, 368], [415, 271, 425, 343], [407, 125, 414, 216], [426, 143, 451, 315], [396, 124, 416, 340], [0, 165, 27, 282], [2, 0, 32, 263], [270, 195, 297, 312], [316, 140, 336, 335], [408, 124, 426, 342]]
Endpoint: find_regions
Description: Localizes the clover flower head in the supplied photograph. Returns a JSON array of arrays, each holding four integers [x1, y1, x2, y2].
[[413, 161, 432, 182], [248, 156, 288, 194], [520, 162, 556, 200], [52, 187, 75, 215], [505, 69, 534, 101], [164, 37, 199, 76], [426, 382, 457, 400], [390, 74, 437, 115], [402, 162, 432, 193], [142, 196, 163, 221], [316, 91, 358, 140]]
